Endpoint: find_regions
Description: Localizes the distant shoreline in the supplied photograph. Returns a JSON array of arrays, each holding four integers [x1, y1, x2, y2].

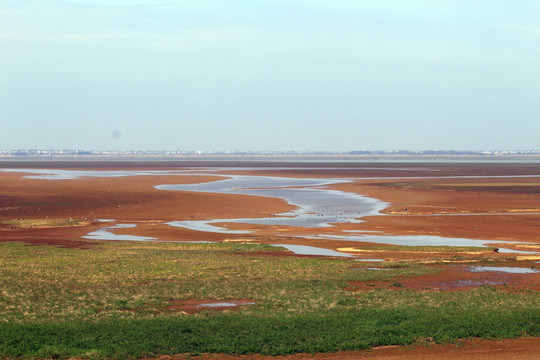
[[1, 153, 540, 169]]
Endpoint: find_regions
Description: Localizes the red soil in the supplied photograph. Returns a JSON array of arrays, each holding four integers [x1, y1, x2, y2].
[[330, 176, 540, 243], [348, 263, 540, 292], [0, 170, 294, 247], [145, 336, 540, 360]]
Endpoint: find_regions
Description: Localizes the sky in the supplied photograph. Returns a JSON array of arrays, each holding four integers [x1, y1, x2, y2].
[[1, 0, 539, 152]]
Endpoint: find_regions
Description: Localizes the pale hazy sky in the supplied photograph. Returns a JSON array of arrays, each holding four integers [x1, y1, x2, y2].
[[1, 0, 539, 151]]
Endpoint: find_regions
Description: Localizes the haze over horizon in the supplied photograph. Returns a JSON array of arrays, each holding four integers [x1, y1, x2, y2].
[[1, 1, 539, 152]]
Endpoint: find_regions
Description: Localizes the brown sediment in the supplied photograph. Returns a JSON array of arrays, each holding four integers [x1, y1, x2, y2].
[[0, 171, 293, 222], [329, 176, 540, 243]]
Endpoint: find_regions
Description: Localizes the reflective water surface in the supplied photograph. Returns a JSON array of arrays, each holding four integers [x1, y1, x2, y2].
[[271, 244, 354, 257], [355, 259, 385, 262], [467, 266, 539, 274], [156, 173, 540, 255], [159, 175, 387, 229], [320, 234, 537, 254], [83, 223, 156, 241], [196, 301, 255, 308]]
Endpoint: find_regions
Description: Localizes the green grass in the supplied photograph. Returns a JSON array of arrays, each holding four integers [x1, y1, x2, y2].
[[2, 307, 539, 359], [0, 241, 538, 359]]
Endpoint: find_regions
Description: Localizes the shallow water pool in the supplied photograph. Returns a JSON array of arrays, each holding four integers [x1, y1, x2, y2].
[[467, 266, 539, 274]]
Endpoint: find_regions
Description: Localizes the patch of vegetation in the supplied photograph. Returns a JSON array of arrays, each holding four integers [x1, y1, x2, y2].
[[2, 218, 84, 228], [2, 307, 539, 359], [0, 241, 538, 359]]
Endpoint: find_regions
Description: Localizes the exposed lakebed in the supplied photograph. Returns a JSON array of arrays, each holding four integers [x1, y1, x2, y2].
[[3, 167, 539, 258]]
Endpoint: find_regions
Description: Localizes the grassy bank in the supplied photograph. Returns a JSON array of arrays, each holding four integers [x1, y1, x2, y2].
[[2, 308, 539, 359], [0, 241, 538, 358]]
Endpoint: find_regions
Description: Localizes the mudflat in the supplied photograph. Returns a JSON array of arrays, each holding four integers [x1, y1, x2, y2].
[[1, 159, 539, 359], [2, 160, 539, 249], [1, 160, 539, 291]]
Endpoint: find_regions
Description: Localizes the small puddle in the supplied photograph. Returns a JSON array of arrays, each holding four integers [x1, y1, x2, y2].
[[415, 279, 509, 290], [83, 223, 157, 241], [467, 266, 539, 274], [452, 280, 507, 287], [271, 244, 354, 257], [165, 299, 255, 313], [196, 301, 255, 308]]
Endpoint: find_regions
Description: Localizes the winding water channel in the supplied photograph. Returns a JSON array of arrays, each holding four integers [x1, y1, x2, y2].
[[3, 168, 540, 256], [157, 175, 387, 231], [155, 173, 539, 255]]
